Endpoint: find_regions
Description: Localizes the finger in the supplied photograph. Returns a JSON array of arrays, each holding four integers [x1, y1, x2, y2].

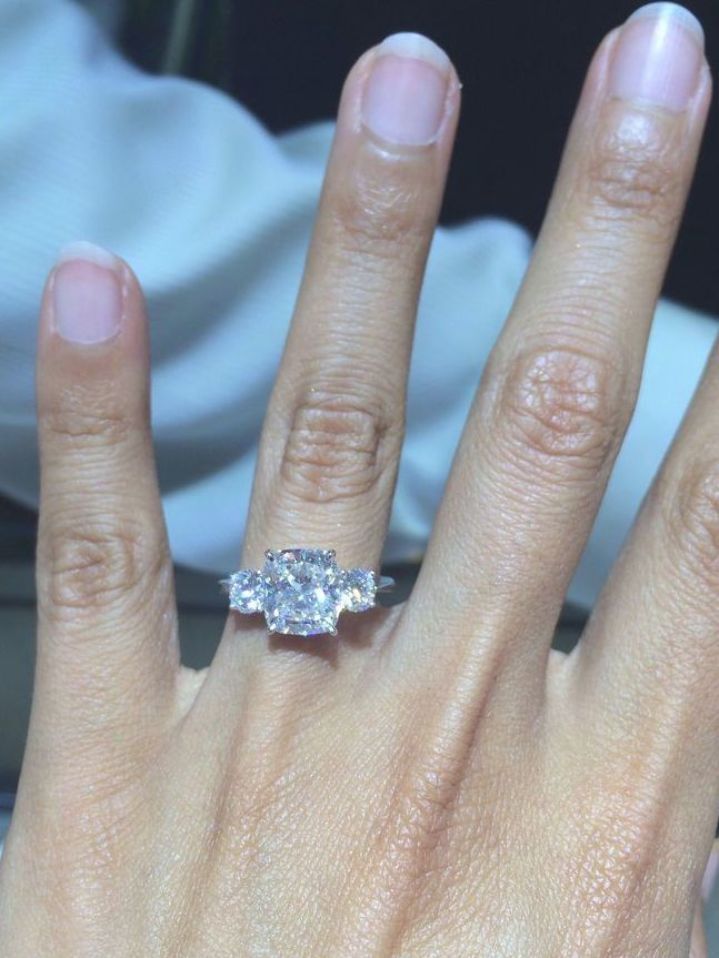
[[573, 340, 719, 846], [241, 34, 460, 572], [31, 243, 177, 762], [399, 6, 710, 693]]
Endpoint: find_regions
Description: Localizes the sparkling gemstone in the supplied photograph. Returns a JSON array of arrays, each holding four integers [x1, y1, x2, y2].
[[227, 569, 265, 613], [342, 568, 377, 612], [263, 549, 343, 636]]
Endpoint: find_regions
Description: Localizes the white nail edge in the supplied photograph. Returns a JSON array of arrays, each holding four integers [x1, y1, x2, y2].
[[375, 32, 451, 74], [57, 240, 120, 270], [627, 3, 704, 45]]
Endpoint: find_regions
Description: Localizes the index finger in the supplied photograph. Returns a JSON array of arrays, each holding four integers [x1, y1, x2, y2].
[[31, 244, 178, 776]]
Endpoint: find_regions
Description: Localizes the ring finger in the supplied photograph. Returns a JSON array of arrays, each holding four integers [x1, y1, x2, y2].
[[240, 33, 460, 571]]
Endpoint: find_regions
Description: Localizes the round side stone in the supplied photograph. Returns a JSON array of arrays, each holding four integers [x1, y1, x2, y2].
[[228, 570, 266, 614], [342, 569, 377, 612]]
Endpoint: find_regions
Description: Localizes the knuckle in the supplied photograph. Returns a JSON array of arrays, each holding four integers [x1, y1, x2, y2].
[[367, 754, 461, 913], [40, 384, 135, 448], [36, 780, 143, 913], [496, 343, 626, 474], [41, 517, 166, 616], [571, 783, 662, 930], [664, 457, 719, 589], [564, 747, 674, 936], [330, 165, 432, 256], [281, 388, 396, 504], [583, 111, 683, 227]]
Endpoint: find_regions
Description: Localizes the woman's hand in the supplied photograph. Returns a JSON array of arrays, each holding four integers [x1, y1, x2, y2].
[[1, 7, 718, 955]]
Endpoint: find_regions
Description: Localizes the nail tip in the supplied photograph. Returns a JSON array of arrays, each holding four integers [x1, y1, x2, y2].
[[375, 32, 451, 73], [57, 240, 120, 271], [612, 1, 705, 112], [627, 3, 704, 45]]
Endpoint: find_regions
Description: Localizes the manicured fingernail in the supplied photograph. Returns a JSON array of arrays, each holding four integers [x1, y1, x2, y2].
[[609, 3, 704, 112], [702, 849, 719, 902], [361, 32, 451, 146], [53, 241, 124, 344]]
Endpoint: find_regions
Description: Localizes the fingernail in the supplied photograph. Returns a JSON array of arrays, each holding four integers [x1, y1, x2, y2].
[[702, 849, 719, 902], [609, 4, 704, 112], [361, 32, 451, 146], [52, 241, 124, 344]]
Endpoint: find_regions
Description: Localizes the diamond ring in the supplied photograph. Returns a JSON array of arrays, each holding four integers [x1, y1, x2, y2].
[[222, 548, 395, 637]]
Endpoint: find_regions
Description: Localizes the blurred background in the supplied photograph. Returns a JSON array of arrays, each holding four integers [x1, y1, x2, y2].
[[1, 0, 718, 940]]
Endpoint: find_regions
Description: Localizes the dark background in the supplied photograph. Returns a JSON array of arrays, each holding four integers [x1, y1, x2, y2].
[[122, 0, 719, 315]]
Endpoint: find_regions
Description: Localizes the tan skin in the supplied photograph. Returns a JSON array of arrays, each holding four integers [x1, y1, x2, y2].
[[1, 16, 718, 958]]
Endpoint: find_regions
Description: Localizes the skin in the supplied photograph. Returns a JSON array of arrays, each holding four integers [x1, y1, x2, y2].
[[0, 21, 718, 958]]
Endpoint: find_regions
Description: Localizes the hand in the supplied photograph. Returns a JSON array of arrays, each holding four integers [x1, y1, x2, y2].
[[1, 9, 718, 956]]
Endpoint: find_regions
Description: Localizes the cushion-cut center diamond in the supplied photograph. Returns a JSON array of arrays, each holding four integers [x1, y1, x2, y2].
[[263, 549, 343, 636]]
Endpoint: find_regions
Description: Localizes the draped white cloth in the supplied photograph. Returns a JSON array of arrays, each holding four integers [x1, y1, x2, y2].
[[1, 0, 714, 607]]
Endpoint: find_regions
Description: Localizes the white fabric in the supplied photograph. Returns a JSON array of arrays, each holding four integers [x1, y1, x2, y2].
[[0, 0, 715, 608]]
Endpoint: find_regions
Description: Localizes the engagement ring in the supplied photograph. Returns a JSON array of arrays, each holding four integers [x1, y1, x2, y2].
[[222, 548, 395, 637]]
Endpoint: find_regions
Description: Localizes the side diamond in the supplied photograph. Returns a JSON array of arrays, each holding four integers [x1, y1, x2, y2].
[[228, 570, 266, 613], [342, 569, 377, 613]]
